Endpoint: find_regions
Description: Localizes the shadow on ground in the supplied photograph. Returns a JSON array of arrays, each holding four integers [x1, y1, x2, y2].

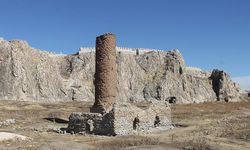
[[43, 117, 68, 124]]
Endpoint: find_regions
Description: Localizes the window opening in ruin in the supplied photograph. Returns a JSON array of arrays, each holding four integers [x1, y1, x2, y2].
[[179, 67, 183, 75], [133, 117, 140, 130], [86, 119, 94, 133], [136, 49, 139, 55], [154, 116, 160, 127], [156, 86, 162, 100], [166, 97, 176, 104]]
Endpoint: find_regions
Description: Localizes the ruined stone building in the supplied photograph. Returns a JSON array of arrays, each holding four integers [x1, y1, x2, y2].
[[67, 33, 172, 135]]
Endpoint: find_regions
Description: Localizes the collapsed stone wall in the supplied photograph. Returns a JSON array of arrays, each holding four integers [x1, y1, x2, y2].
[[68, 102, 172, 135], [0, 38, 241, 103]]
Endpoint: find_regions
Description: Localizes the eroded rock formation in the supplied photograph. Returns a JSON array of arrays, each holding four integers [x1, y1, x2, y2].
[[210, 69, 241, 102], [0, 38, 241, 103]]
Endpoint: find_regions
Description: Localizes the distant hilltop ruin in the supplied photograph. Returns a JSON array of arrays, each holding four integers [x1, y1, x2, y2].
[[79, 47, 167, 55], [0, 37, 242, 103]]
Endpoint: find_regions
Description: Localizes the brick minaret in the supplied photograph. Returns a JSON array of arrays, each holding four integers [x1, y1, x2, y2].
[[90, 33, 117, 114]]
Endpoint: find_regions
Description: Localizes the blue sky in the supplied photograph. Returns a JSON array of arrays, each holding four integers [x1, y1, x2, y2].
[[0, 0, 249, 79]]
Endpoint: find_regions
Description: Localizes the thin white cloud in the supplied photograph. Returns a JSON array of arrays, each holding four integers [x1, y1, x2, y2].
[[232, 76, 250, 91]]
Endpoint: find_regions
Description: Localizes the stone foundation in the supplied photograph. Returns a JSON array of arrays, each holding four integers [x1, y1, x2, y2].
[[68, 102, 172, 135]]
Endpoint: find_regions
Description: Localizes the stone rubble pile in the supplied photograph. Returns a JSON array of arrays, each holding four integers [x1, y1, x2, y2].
[[0, 119, 16, 127]]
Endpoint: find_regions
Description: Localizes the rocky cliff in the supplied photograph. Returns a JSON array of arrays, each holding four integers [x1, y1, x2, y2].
[[0, 38, 241, 103]]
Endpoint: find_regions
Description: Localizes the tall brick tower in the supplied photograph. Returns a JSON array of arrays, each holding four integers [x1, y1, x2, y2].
[[90, 33, 117, 114]]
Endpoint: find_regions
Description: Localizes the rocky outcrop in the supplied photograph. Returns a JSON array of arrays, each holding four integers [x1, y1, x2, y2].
[[210, 69, 241, 102], [0, 38, 241, 103]]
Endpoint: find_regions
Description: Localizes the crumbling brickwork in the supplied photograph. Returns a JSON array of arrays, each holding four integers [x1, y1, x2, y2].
[[91, 33, 117, 114]]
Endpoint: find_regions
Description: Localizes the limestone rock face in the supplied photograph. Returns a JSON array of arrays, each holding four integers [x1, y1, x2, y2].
[[0, 39, 95, 102], [0, 39, 241, 103]]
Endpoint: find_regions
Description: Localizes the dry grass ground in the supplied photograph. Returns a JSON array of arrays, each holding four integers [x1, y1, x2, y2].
[[0, 100, 249, 150]]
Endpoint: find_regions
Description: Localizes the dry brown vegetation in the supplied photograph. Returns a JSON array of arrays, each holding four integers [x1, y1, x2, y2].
[[92, 136, 161, 150], [0, 100, 249, 149]]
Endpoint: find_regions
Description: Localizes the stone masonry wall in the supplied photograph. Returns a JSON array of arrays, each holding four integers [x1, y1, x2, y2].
[[113, 102, 172, 135], [68, 102, 172, 136], [68, 112, 115, 135]]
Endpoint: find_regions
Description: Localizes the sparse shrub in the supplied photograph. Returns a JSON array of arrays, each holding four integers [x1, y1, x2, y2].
[[170, 133, 177, 142]]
